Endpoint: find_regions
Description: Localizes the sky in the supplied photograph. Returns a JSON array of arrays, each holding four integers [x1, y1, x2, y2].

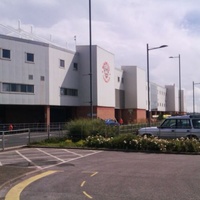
[[1, 0, 200, 112]]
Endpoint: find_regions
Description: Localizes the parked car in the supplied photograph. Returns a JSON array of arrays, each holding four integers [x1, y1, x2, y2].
[[105, 119, 120, 126], [137, 115, 200, 139]]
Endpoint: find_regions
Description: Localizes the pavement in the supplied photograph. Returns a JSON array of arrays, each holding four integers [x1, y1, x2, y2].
[[0, 166, 35, 189]]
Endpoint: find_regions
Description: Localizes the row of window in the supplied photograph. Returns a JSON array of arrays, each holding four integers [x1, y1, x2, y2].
[[0, 48, 34, 62], [60, 87, 78, 96], [117, 76, 124, 83], [1, 83, 78, 97], [2, 83, 34, 93], [60, 59, 78, 70], [1, 48, 78, 70]]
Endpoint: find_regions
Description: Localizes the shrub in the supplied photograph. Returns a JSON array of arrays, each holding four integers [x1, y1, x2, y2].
[[67, 118, 106, 142]]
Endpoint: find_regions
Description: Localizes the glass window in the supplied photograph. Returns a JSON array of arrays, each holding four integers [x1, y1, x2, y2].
[[29, 75, 33, 80], [60, 59, 65, 68], [2, 83, 34, 93], [161, 119, 176, 128], [60, 87, 78, 96], [40, 76, 45, 81], [26, 53, 34, 62], [192, 119, 200, 129], [73, 63, 78, 70], [176, 119, 191, 129], [2, 49, 10, 59]]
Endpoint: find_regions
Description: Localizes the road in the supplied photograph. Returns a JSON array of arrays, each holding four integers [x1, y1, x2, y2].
[[1, 148, 200, 200], [0, 130, 65, 150]]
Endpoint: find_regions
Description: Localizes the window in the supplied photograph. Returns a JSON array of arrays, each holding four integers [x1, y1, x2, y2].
[[40, 76, 45, 81], [161, 119, 176, 128], [60, 87, 78, 96], [2, 83, 34, 93], [29, 75, 33, 80], [73, 63, 78, 70], [118, 77, 120, 82], [26, 53, 34, 62], [2, 49, 10, 59], [60, 59, 65, 68]]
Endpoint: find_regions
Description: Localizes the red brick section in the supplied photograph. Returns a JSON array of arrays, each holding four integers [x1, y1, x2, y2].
[[121, 109, 146, 124], [76, 106, 146, 123], [76, 106, 115, 120], [96, 106, 115, 120]]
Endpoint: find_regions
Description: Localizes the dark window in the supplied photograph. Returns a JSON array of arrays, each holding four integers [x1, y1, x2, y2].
[[2, 83, 34, 93], [60, 59, 65, 67], [73, 63, 78, 70], [29, 75, 33, 80], [60, 87, 78, 96], [118, 77, 120, 82], [41, 76, 45, 81], [26, 53, 34, 62], [160, 119, 176, 128], [2, 49, 10, 59]]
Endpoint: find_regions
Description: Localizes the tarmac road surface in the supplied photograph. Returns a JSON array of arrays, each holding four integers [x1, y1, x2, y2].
[[1, 148, 200, 200]]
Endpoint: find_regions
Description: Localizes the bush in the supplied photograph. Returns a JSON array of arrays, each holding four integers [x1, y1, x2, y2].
[[67, 118, 106, 142]]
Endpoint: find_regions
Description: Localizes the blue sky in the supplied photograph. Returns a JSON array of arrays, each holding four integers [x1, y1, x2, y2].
[[1, 0, 200, 112]]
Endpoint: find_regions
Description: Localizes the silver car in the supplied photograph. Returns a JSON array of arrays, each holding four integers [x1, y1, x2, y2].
[[137, 115, 200, 139]]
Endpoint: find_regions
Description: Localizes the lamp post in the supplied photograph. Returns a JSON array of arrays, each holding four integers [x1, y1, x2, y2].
[[169, 54, 181, 114], [193, 81, 200, 113], [147, 44, 168, 127], [89, 0, 93, 119]]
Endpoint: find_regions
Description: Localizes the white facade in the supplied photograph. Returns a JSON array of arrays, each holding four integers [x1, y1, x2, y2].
[[165, 85, 179, 112], [121, 66, 146, 109], [0, 27, 186, 123], [150, 82, 166, 112], [76, 45, 115, 108], [0, 35, 49, 105]]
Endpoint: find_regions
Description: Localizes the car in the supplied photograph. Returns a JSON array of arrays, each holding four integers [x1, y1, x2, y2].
[[137, 115, 200, 139], [105, 119, 120, 126]]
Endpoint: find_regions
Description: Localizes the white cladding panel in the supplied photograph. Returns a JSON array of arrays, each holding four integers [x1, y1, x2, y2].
[[76, 45, 97, 106], [150, 82, 166, 111], [122, 66, 146, 109], [166, 85, 179, 112], [76, 45, 115, 107], [48, 47, 79, 106], [96, 46, 115, 107], [0, 37, 49, 105]]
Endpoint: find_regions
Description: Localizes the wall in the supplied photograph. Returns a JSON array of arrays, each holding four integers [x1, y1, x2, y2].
[[0, 35, 49, 105]]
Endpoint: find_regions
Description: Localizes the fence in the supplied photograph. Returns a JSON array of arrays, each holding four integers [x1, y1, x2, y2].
[[0, 123, 68, 151], [0, 121, 161, 151]]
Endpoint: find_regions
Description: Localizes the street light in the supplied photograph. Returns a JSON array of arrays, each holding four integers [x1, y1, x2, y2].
[[169, 54, 181, 114], [193, 81, 200, 113], [89, 0, 93, 119], [147, 44, 168, 127]]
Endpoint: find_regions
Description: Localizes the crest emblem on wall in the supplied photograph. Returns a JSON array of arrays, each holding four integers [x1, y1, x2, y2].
[[102, 62, 110, 83]]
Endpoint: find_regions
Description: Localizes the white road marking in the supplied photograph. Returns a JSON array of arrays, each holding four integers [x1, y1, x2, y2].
[[36, 148, 65, 162], [16, 150, 42, 169], [41, 150, 102, 170], [63, 149, 83, 157]]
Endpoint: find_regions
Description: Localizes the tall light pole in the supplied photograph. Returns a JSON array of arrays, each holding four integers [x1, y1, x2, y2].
[[89, 0, 93, 119], [169, 54, 181, 114], [147, 44, 168, 127], [193, 81, 200, 113]]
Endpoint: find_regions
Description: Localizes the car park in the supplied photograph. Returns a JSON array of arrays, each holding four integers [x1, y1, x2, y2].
[[137, 115, 200, 139]]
